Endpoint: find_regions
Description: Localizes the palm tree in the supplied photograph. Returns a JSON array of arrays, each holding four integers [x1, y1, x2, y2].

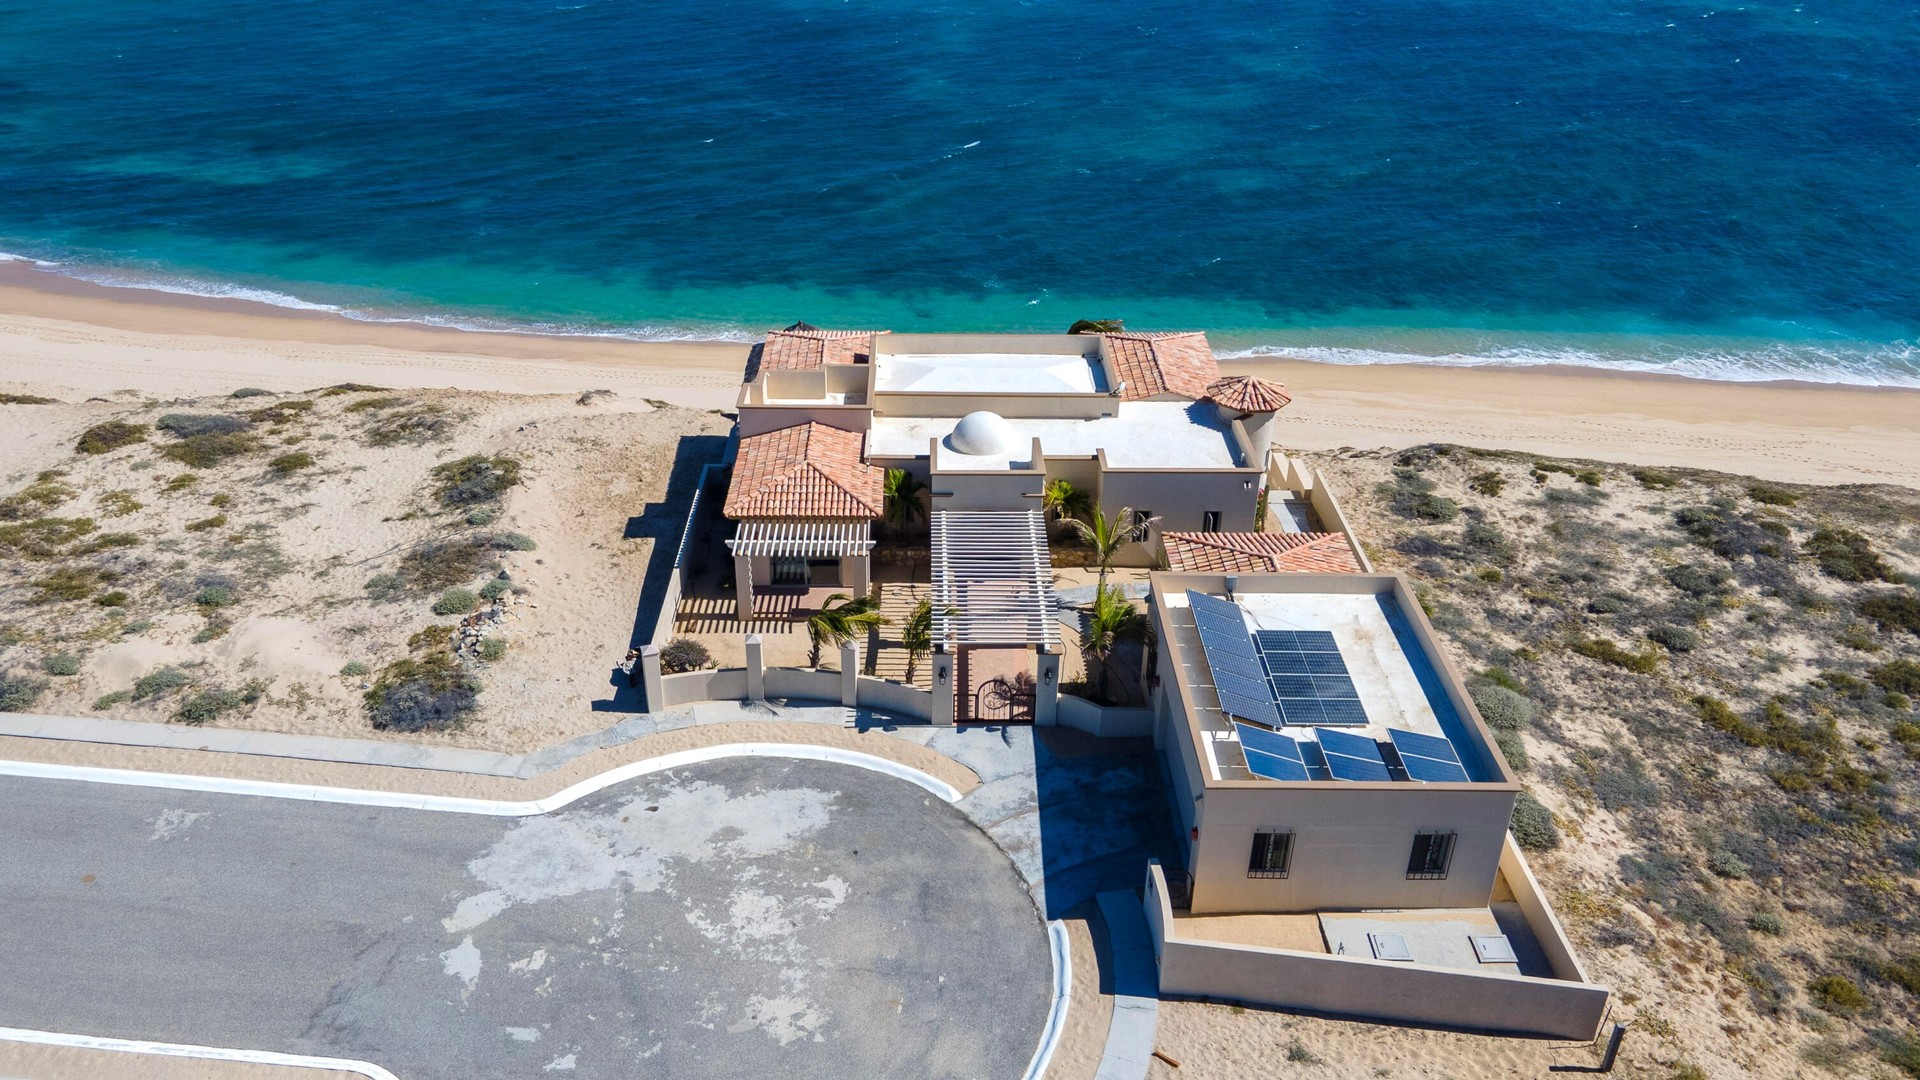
[[1067, 505, 1151, 589], [1082, 583, 1153, 704], [900, 597, 958, 684], [1067, 319, 1125, 335], [806, 593, 888, 668], [1042, 479, 1091, 534], [883, 468, 928, 538]]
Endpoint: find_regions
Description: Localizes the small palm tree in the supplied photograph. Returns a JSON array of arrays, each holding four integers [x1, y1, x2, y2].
[[883, 468, 928, 538], [1042, 479, 1091, 532], [1067, 319, 1125, 335], [1082, 583, 1153, 704], [900, 597, 958, 684], [1067, 505, 1152, 589], [806, 593, 888, 668]]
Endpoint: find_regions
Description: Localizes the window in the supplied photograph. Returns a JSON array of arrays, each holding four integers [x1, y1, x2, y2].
[[1248, 830, 1293, 879], [770, 557, 808, 587], [1407, 831, 1456, 880], [1132, 509, 1154, 536], [1202, 510, 1221, 533]]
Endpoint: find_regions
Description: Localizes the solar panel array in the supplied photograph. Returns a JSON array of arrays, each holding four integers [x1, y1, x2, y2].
[[1186, 591, 1282, 728], [1252, 629, 1368, 727], [1316, 727, 1393, 782], [1387, 727, 1471, 783], [1235, 722, 1310, 781]]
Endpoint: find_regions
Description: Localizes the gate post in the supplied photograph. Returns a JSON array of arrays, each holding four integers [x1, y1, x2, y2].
[[1035, 647, 1061, 726], [839, 641, 859, 707], [745, 634, 765, 701], [931, 648, 955, 726]]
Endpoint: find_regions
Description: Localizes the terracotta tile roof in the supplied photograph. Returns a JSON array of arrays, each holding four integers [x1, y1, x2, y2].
[[747, 328, 881, 381], [724, 422, 884, 520], [1204, 375, 1293, 414], [1162, 531, 1363, 574], [1102, 332, 1220, 401]]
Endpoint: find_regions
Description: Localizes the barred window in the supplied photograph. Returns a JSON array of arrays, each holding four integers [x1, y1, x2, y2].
[[1407, 831, 1456, 880], [1248, 830, 1293, 879]]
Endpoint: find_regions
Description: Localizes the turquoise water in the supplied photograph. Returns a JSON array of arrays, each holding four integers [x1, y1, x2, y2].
[[1, 0, 1916, 384]]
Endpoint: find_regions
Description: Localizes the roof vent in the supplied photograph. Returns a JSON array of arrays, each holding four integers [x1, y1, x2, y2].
[[947, 411, 1014, 456]]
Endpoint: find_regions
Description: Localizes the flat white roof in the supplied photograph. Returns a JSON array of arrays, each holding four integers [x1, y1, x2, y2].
[[869, 401, 1241, 470], [873, 352, 1105, 395]]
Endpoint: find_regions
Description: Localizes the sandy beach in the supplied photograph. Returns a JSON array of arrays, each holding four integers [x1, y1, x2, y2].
[[3, 260, 1916, 489]]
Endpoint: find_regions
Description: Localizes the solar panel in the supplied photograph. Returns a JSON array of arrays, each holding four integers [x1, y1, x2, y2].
[[1325, 752, 1394, 782], [1236, 723, 1298, 759], [1263, 652, 1310, 675], [1296, 630, 1339, 652], [1317, 728, 1381, 759], [1387, 728, 1460, 762], [1401, 754, 1471, 783], [1317, 699, 1371, 726], [1311, 675, 1358, 699], [1253, 630, 1296, 651], [1244, 748, 1312, 782], [1386, 728, 1472, 783], [1317, 728, 1394, 782], [1303, 652, 1349, 676], [1186, 591, 1281, 728], [1276, 698, 1325, 726]]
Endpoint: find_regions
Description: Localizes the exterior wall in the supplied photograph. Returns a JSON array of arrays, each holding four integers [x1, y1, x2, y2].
[[1098, 468, 1261, 566], [855, 677, 934, 720], [932, 469, 1046, 512], [1498, 835, 1592, 984], [1155, 679, 1202, 871], [764, 667, 842, 701], [736, 403, 873, 438], [1188, 783, 1517, 913], [872, 391, 1112, 420], [661, 668, 749, 707], [1144, 864, 1610, 1041], [877, 332, 1097, 356], [1056, 695, 1155, 738]]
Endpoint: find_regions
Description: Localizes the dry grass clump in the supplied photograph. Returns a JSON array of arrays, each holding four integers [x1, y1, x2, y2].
[[399, 537, 499, 589], [75, 420, 146, 455], [364, 648, 479, 733], [431, 454, 521, 507], [0, 393, 59, 405]]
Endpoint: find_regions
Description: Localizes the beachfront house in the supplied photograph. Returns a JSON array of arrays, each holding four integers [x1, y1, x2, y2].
[[1140, 570, 1609, 1039]]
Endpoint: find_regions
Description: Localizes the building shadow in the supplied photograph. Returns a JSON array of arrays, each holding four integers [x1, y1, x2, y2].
[[591, 432, 729, 713], [1030, 726, 1182, 921]]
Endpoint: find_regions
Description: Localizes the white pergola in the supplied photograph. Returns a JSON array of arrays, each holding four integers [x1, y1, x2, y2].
[[726, 521, 875, 558], [930, 510, 1059, 648]]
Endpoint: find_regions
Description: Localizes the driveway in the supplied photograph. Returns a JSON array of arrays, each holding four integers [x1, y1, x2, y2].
[[0, 757, 1050, 1079]]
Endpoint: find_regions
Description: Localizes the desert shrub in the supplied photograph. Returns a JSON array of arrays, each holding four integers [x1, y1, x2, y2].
[[30, 566, 109, 603], [194, 584, 236, 608], [1468, 470, 1505, 497], [1571, 637, 1660, 674], [42, 652, 80, 677], [229, 387, 272, 398], [1574, 469, 1603, 486], [162, 473, 198, 493], [94, 590, 128, 607], [1874, 1031, 1920, 1078], [1806, 528, 1894, 583], [97, 490, 143, 517], [1871, 660, 1920, 697], [364, 651, 480, 733], [185, 513, 227, 532], [1480, 665, 1526, 693], [1673, 504, 1787, 559], [1667, 1065, 1709, 1080], [432, 588, 479, 616], [131, 666, 190, 700], [363, 573, 407, 602], [660, 636, 714, 674], [1746, 482, 1800, 506], [162, 432, 258, 468], [1708, 850, 1750, 879], [1649, 625, 1700, 652], [400, 538, 496, 588], [1471, 683, 1533, 731], [245, 399, 314, 424], [1878, 955, 1920, 995], [157, 413, 252, 438], [208, 493, 231, 508], [173, 683, 264, 725], [432, 455, 522, 507], [1461, 520, 1512, 562], [269, 451, 314, 474], [343, 394, 407, 412], [1809, 975, 1869, 1015], [490, 531, 537, 551], [1587, 593, 1632, 614], [1284, 1038, 1321, 1065], [465, 505, 500, 526], [72, 531, 140, 555], [364, 405, 452, 446], [0, 475, 75, 521], [1748, 911, 1785, 935], [476, 637, 508, 662], [1859, 591, 1920, 636], [0, 516, 97, 559], [1380, 469, 1461, 523], [1632, 468, 1678, 489], [1589, 753, 1662, 811], [339, 660, 371, 677], [318, 382, 390, 396], [191, 618, 230, 643], [75, 421, 147, 455], [0, 392, 58, 404], [478, 577, 512, 601], [92, 690, 130, 710], [1510, 791, 1559, 850], [1665, 563, 1732, 598], [0, 673, 48, 712]]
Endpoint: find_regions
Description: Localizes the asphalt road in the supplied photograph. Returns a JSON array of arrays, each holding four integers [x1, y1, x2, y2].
[[0, 757, 1051, 1079]]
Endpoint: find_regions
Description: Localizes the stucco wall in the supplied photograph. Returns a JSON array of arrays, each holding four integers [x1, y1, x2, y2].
[[932, 468, 1045, 512], [763, 667, 842, 701], [1144, 864, 1609, 1041], [736, 403, 874, 438], [1057, 695, 1155, 738], [855, 677, 934, 720], [660, 668, 748, 708]]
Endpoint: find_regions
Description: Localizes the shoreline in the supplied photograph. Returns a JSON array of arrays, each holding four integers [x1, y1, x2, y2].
[[3, 259, 1917, 488]]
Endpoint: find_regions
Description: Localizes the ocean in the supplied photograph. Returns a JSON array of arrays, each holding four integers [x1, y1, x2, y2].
[[1, 0, 1916, 385]]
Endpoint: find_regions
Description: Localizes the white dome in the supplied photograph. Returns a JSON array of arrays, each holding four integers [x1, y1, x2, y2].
[[948, 411, 1014, 456]]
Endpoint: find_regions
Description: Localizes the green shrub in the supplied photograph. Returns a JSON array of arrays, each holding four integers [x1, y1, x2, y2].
[[1748, 911, 1785, 935], [1665, 563, 1731, 598], [1632, 468, 1678, 489], [432, 588, 479, 616], [31, 566, 109, 603], [465, 505, 500, 526], [1575, 469, 1603, 487], [245, 399, 314, 424], [1667, 1065, 1709, 1080], [364, 651, 480, 733], [99, 490, 143, 517], [192, 618, 230, 643], [363, 405, 452, 446], [92, 690, 130, 710], [1746, 482, 1800, 506], [1806, 528, 1894, 583], [1859, 591, 1920, 636], [75, 421, 147, 455], [42, 652, 81, 677], [185, 513, 228, 532], [1471, 683, 1534, 731], [1809, 975, 1869, 1015], [400, 538, 496, 588], [490, 531, 537, 551], [339, 660, 371, 677], [0, 516, 97, 559], [660, 636, 714, 674], [318, 382, 390, 396], [476, 637, 508, 662], [229, 387, 272, 398], [161, 432, 258, 468], [94, 590, 128, 607], [1878, 954, 1920, 995], [1510, 791, 1559, 851], [1480, 665, 1526, 693], [173, 685, 261, 725], [1871, 1031, 1920, 1079], [0, 672, 48, 712], [1872, 660, 1920, 697], [208, 493, 231, 508], [1571, 637, 1660, 674], [343, 394, 406, 412], [1708, 850, 1750, 879], [1587, 593, 1632, 614], [432, 455, 522, 507], [132, 666, 190, 700], [1494, 728, 1529, 771], [269, 451, 314, 475], [71, 531, 140, 554], [1467, 470, 1505, 497], [195, 585, 236, 608], [156, 413, 253, 438], [363, 573, 407, 602], [479, 578, 512, 601], [0, 475, 75, 520], [1648, 625, 1700, 652], [0, 392, 58, 404], [1380, 468, 1459, 523], [162, 472, 198, 493], [1283, 1039, 1321, 1065]]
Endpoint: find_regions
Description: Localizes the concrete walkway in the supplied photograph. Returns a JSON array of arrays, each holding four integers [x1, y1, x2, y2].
[[1093, 890, 1161, 1080]]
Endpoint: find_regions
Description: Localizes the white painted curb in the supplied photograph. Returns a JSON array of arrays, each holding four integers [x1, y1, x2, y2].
[[0, 741, 963, 814], [0, 1025, 399, 1079], [1022, 920, 1073, 1080]]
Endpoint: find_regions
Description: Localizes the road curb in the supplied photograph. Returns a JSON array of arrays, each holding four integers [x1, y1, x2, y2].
[[0, 1026, 398, 1080]]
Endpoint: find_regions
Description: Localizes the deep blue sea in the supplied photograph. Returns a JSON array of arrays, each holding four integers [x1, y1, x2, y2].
[[1, 0, 1917, 384]]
